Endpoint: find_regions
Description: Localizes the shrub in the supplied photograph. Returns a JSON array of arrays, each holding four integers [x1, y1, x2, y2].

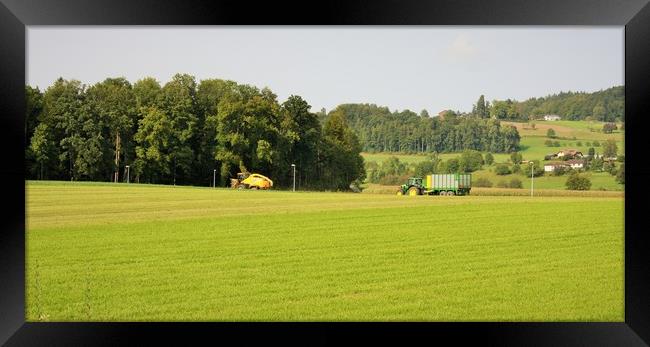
[[494, 164, 511, 175], [510, 152, 523, 164], [459, 150, 483, 173], [576, 141, 582, 146], [544, 140, 553, 147], [593, 140, 600, 147], [604, 161, 617, 175], [602, 122, 617, 134], [585, 141, 591, 146], [589, 157, 604, 171], [511, 164, 521, 174], [547, 128, 556, 138], [414, 160, 438, 178], [496, 180, 509, 188], [553, 141, 561, 147], [553, 166, 568, 176], [565, 172, 591, 190], [484, 153, 494, 165], [508, 178, 523, 189], [474, 177, 493, 187], [616, 163, 625, 184], [445, 158, 460, 173]]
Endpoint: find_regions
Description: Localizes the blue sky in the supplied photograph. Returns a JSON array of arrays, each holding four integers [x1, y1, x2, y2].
[[27, 27, 623, 114]]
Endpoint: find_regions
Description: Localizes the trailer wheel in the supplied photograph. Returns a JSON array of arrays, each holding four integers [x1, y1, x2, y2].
[[448, 191, 455, 196]]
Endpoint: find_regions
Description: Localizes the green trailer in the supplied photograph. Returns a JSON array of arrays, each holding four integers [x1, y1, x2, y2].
[[396, 174, 471, 196]]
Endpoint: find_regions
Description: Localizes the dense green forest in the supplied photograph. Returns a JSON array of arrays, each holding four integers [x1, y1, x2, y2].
[[334, 104, 521, 154], [25, 75, 365, 190], [488, 86, 624, 121]]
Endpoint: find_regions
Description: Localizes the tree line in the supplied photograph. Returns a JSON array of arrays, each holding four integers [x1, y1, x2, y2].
[[487, 86, 624, 122], [25, 74, 365, 190], [332, 104, 521, 154]]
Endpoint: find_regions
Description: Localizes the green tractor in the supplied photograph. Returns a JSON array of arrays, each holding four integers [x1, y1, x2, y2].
[[396, 174, 472, 196], [396, 177, 425, 196]]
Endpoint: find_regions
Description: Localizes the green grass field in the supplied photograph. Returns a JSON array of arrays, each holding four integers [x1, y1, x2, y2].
[[27, 181, 623, 321]]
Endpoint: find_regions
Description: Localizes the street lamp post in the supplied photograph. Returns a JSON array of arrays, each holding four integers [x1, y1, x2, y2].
[[530, 162, 534, 197], [213, 169, 216, 188], [291, 164, 296, 192], [125, 165, 130, 184]]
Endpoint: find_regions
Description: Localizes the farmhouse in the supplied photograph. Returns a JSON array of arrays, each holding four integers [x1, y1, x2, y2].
[[556, 149, 583, 158], [543, 114, 561, 121], [544, 162, 570, 172], [566, 159, 585, 169]]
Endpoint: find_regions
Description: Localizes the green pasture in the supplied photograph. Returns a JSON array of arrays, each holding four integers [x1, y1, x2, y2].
[[27, 181, 623, 321], [471, 169, 624, 191]]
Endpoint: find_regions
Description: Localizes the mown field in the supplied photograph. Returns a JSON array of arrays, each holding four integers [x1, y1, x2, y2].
[[27, 181, 623, 321]]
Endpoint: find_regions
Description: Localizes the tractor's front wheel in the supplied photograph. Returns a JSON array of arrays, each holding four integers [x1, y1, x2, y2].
[[396, 189, 404, 196], [250, 186, 259, 190]]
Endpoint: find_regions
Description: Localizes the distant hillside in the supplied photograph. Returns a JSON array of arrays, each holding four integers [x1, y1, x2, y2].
[[490, 86, 623, 122]]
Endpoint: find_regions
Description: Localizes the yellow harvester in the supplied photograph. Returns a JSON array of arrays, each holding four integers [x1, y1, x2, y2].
[[230, 172, 273, 190]]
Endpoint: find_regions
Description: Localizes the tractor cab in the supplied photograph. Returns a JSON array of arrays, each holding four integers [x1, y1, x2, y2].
[[408, 177, 423, 187], [237, 172, 249, 181]]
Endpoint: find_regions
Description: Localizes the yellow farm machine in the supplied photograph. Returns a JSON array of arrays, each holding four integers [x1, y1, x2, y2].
[[230, 172, 273, 190]]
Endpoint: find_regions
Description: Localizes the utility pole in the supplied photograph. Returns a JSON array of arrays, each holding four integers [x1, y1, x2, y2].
[[125, 165, 130, 184], [530, 161, 534, 197], [213, 169, 216, 188], [291, 164, 296, 192]]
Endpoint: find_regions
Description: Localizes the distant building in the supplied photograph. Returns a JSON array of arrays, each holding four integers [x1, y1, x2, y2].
[[566, 159, 585, 169], [543, 115, 561, 121], [544, 162, 570, 172], [556, 149, 583, 158]]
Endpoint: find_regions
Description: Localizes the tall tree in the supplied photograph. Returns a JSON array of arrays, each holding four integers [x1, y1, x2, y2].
[[277, 95, 322, 188], [320, 109, 366, 190], [603, 139, 618, 158], [41, 78, 88, 180], [86, 77, 137, 182], [158, 73, 199, 185], [472, 95, 488, 118], [133, 106, 173, 183], [25, 86, 44, 179]]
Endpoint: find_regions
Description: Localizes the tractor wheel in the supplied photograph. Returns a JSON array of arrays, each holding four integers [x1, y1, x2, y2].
[[396, 189, 403, 196], [408, 187, 420, 196], [251, 186, 259, 190], [237, 184, 245, 190]]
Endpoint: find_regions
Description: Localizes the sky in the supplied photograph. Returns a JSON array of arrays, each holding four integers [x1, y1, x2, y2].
[[27, 27, 624, 114]]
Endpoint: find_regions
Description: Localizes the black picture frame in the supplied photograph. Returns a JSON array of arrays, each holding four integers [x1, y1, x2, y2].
[[1, 0, 649, 345]]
